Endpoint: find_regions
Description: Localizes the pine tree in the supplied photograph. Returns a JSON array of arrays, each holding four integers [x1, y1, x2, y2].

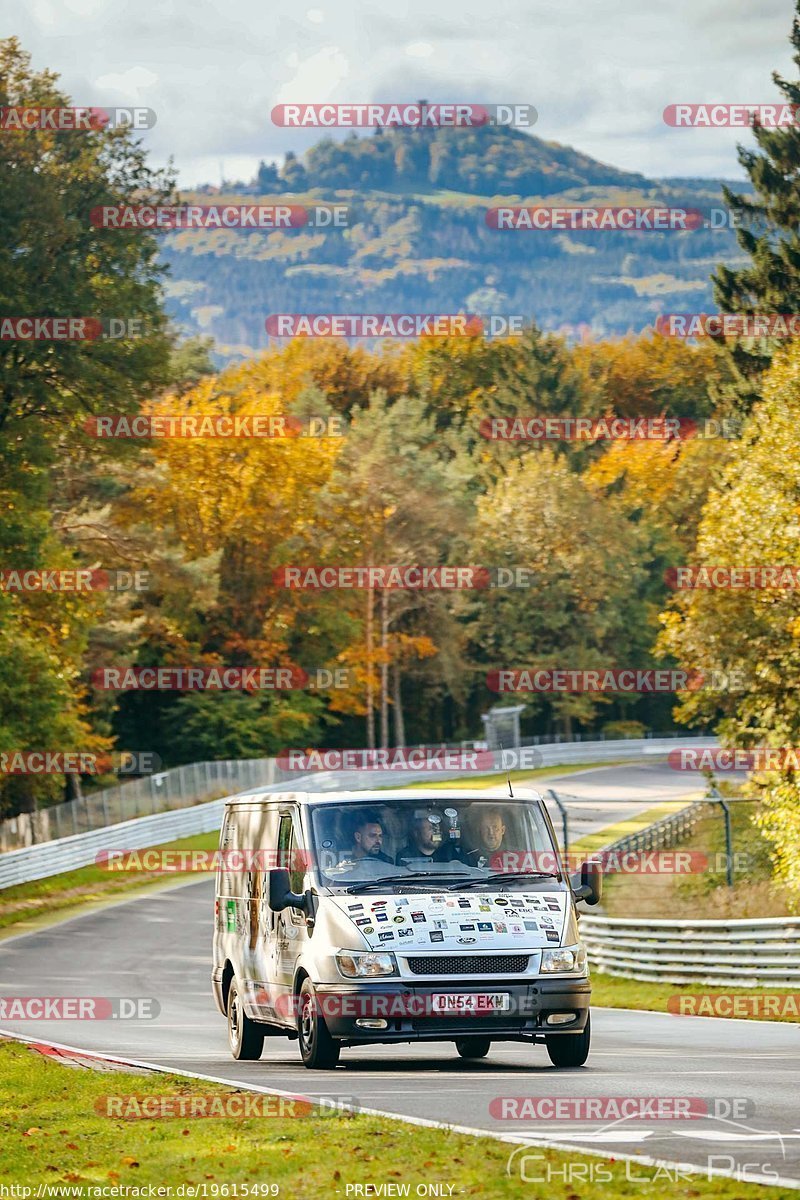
[[712, 0, 800, 378]]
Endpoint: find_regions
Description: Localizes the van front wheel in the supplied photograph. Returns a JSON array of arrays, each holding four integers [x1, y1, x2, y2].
[[227, 978, 264, 1060], [545, 1013, 590, 1067], [297, 979, 341, 1069]]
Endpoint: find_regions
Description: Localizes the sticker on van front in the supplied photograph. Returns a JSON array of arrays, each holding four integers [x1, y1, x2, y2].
[[332, 890, 568, 952]]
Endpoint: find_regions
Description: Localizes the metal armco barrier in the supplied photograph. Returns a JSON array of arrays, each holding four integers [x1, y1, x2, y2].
[[598, 800, 706, 863], [0, 736, 717, 890], [0, 757, 279, 853], [581, 914, 800, 987], [0, 798, 230, 891]]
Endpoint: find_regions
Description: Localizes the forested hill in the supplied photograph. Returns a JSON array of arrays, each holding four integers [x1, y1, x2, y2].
[[161, 125, 743, 358], [260, 124, 650, 196]]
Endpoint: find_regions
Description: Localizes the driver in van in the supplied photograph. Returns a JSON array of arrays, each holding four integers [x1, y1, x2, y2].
[[350, 810, 394, 864]]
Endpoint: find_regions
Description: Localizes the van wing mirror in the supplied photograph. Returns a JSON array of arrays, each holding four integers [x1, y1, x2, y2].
[[268, 868, 308, 913], [571, 859, 602, 906]]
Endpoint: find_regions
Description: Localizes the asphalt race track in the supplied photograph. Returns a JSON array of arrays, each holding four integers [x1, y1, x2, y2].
[[2, 763, 797, 1190]]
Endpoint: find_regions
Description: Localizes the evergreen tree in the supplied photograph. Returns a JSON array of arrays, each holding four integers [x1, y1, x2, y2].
[[713, 0, 800, 380], [256, 159, 281, 191]]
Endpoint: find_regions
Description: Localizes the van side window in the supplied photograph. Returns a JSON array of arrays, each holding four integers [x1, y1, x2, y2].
[[278, 814, 305, 894]]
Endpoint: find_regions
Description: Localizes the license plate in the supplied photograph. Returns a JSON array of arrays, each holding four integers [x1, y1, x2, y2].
[[430, 992, 511, 1014]]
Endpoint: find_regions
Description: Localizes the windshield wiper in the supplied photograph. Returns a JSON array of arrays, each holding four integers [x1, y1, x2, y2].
[[342, 871, 471, 894], [457, 870, 562, 889]]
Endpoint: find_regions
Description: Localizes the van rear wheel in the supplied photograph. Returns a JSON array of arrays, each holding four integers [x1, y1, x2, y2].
[[297, 979, 340, 1069], [545, 1013, 590, 1067], [455, 1037, 491, 1059], [227, 978, 264, 1060]]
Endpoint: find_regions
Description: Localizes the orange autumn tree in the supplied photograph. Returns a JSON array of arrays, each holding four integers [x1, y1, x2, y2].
[[125, 357, 343, 667]]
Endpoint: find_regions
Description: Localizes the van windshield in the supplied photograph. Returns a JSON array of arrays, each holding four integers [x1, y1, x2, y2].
[[307, 796, 560, 892]]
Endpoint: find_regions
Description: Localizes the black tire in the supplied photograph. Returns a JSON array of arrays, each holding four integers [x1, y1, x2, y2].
[[455, 1037, 491, 1059], [227, 977, 265, 1061], [545, 1012, 591, 1067], [297, 978, 341, 1069]]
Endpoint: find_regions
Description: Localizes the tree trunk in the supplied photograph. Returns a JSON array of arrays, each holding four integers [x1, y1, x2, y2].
[[366, 589, 375, 749], [392, 662, 405, 747], [380, 588, 389, 749]]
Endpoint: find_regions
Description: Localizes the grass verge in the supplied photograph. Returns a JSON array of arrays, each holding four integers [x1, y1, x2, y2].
[[592, 972, 800, 1023], [0, 1040, 781, 1198]]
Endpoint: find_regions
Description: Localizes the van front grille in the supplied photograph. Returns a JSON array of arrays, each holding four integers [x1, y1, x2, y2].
[[405, 954, 529, 976]]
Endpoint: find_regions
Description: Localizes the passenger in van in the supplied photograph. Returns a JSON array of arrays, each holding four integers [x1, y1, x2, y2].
[[397, 810, 461, 866], [350, 811, 394, 864], [463, 806, 508, 867]]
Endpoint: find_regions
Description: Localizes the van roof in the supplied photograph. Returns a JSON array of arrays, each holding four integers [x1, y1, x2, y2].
[[223, 787, 544, 807]]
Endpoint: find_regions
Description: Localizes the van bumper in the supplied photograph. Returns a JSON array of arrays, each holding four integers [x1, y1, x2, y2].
[[314, 977, 590, 1042]]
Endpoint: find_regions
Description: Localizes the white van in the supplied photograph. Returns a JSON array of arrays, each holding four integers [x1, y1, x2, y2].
[[211, 788, 600, 1069]]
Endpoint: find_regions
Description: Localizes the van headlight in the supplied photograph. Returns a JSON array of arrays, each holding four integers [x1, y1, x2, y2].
[[540, 944, 587, 974], [336, 951, 397, 978]]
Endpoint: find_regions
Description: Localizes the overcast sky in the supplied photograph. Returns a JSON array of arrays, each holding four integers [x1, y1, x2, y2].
[[9, 0, 798, 187]]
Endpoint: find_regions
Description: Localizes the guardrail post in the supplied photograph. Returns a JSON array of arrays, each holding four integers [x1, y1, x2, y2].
[[546, 789, 569, 856], [708, 786, 734, 887]]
